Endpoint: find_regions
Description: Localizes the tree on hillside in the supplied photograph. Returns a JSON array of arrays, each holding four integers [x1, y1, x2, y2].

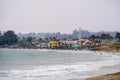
[[27, 37, 33, 42], [53, 37, 57, 41], [45, 37, 49, 41], [3, 30, 18, 45], [89, 35, 100, 40], [100, 33, 106, 39], [100, 33, 113, 39], [115, 32, 120, 40], [89, 35, 96, 40], [0, 32, 4, 45], [48, 37, 57, 41], [38, 38, 43, 42]]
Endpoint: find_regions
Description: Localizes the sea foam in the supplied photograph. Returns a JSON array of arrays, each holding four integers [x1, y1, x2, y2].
[[1, 57, 120, 80], [0, 49, 120, 80]]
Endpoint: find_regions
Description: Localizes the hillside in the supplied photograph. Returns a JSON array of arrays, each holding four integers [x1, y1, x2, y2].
[[92, 44, 120, 52]]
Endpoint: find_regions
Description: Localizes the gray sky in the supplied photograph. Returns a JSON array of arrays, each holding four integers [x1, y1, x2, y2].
[[0, 0, 120, 33]]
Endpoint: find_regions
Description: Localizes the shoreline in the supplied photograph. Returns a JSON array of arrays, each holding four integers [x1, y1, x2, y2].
[[86, 64, 120, 80], [86, 72, 120, 80], [1, 48, 120, 54], [68, 63, 120, 80], [68, 64, 120, 80]]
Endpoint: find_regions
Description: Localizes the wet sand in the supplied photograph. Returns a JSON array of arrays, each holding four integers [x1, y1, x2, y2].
[[86, 72, 120, 80], [68, 64, 120, 80]]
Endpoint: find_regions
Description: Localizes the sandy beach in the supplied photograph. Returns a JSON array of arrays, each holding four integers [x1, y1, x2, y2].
[[86, 72, 120, 80], [68, 64, 120, 80]]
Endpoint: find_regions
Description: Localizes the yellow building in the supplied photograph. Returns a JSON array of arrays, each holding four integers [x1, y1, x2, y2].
[[50, 41, 59, 48]]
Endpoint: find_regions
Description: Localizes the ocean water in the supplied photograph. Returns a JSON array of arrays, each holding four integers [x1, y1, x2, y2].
[[0, 49, 120, 80]]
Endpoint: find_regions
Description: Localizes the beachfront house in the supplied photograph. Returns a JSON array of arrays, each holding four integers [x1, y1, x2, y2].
[[49, 41, 59, 48]]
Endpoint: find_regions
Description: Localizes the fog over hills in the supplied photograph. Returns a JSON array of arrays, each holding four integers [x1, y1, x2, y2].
[[16, 29, 118, 39]]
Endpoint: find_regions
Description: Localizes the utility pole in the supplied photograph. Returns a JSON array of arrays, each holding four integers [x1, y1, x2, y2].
[[79, 27, 81, 40], [78, 27, 82, 46]]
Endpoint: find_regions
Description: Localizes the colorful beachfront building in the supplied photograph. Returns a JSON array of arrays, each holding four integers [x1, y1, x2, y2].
[[49, 41, 59, 48], [49, 39, 101, 49]]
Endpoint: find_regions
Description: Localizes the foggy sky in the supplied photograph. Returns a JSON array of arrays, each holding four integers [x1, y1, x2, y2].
[[0, 0, 120, 33]]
